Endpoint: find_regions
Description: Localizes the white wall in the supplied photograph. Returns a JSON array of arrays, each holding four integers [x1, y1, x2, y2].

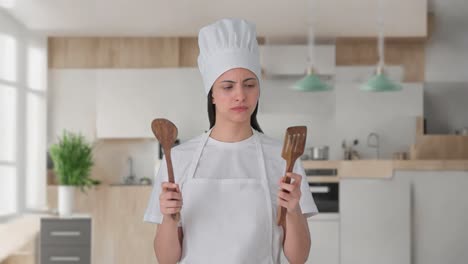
[[423, 0, 468, 134], [259, 67, 423, 160], [49, 67, 423, 176], [424, 82, 468, 134], [426, 0, 468, 82], [48, 70, 161, 184]]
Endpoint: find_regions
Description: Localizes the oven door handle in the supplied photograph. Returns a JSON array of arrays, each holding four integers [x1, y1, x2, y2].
[[309, 186, 330, 193]]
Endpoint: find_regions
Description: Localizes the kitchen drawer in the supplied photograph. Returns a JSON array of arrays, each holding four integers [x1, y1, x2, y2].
[[41, 219, 91, 246], [41, 245, 90, 264]]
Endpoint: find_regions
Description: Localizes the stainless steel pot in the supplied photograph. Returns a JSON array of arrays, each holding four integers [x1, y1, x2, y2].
[[309, 146, 329, 160]]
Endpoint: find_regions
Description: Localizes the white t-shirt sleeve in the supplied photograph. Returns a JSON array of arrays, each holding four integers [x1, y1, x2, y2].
[[294, 161, 319, 218], [143, 155, 167, 224]]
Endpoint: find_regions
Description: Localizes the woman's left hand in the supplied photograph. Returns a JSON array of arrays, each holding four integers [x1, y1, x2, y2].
[[277, 172, 302, 214]]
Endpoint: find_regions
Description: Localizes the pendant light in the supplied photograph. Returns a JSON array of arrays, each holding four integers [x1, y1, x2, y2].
[[293, 0, 332, 92], [360, 0, 402, 92]]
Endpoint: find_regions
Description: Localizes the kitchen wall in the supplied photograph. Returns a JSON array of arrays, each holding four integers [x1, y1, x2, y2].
[[47, 70, 161, 184], [423, 0, 468, 134], [260, 69, 423, 160], [424, 82, 468, 134], [48, 65, 423, 183], [425, 0, 468, 82]]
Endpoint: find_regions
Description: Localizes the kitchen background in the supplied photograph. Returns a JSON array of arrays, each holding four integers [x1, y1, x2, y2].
[[43, 0, 468, 185], [1, 0, 468, 264]]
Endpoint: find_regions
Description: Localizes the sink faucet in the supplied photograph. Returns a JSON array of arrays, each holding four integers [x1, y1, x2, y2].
[[125, 156, 136, 184], [367, 132, 380, 159]]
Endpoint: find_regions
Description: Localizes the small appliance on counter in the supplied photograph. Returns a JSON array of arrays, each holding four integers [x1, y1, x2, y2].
[[301, 146, 329, 160], [392, 151, 409, 160], [342, 139, 360, 160]]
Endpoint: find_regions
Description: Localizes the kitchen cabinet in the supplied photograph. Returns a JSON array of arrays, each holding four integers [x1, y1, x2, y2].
[[40, 216, 92, 264], [340, 177, 411, 264], [306, 216, 340, 264], [96, 68, 206, 139], [280, 214, 340, 264]]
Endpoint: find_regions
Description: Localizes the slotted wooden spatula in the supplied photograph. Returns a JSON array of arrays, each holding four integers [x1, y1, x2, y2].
[[151, 118, 180, 222], [277, 126, 307, 226]]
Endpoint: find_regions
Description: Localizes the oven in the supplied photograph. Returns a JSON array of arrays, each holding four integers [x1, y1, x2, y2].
[[305, 169, 339, 213]]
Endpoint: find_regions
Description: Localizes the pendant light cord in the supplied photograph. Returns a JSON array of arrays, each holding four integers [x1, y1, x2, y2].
[[377, 0, 385, 70], [307, 0, 316, 70]]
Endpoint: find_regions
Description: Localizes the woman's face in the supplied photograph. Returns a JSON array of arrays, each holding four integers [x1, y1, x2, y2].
[[211, 68, 260, 125]]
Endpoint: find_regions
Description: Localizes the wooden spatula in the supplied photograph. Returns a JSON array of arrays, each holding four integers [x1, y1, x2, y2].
[[277, 126, 307, 226], [151, 118, 180, 222]]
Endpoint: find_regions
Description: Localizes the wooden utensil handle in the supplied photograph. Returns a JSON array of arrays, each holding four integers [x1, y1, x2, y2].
[[165, 149, 175, 183], [277, 160, 295, 226], [171, 212, 181, 222], [164, 149, 180, 222]]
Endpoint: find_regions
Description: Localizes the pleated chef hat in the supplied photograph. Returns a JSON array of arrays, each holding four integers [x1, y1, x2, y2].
[[197, 18, 262, 95]]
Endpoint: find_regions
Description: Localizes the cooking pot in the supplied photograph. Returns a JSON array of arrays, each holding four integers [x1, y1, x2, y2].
[[309, 146, 329, 160]]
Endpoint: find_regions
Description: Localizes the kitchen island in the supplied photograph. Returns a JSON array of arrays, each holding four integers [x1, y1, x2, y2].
[[47, 185, 156, 264], [304, 160, 468, 264], [44, 159, 468, 264]]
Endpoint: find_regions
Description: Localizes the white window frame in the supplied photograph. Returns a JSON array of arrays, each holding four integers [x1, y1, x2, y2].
[[0, 9, 47, 222]]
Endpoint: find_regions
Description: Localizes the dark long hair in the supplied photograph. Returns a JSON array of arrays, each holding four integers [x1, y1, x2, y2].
[[207, 88, 263, 133]]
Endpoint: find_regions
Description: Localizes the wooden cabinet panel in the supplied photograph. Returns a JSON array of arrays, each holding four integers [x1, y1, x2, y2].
[[49, 37, 180, 68], [46, 186, 157, 264], [48, 38, 98, 68], [178, 37, 199, 67], [336, 38, 425, 82]]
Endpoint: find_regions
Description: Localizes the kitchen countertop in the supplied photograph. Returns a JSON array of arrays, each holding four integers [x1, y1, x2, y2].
[[302, 159, 468, 179]]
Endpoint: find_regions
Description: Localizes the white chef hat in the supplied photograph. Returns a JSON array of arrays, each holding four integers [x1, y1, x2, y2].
[[197, 18, 262, 95]]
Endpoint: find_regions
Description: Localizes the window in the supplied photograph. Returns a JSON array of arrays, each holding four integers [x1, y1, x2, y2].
[[0, 14, 47, 220]]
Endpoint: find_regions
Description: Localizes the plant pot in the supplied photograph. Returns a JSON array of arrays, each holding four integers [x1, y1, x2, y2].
[[58, 185, 75, 217]]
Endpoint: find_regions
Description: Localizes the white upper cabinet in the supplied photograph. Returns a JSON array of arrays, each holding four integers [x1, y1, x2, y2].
[[96, 68, 207, 139]]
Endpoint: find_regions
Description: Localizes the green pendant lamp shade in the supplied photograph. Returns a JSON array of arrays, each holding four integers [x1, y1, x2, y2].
[[361, 0, 402, 92], [293, 68, 332, 92], [293, 0, 332, 92], [360, 66, 402, 92]]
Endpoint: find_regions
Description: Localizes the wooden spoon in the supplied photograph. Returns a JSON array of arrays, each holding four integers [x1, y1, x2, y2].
[[151, 118, 180, 222], [277, 126, 307, 226]]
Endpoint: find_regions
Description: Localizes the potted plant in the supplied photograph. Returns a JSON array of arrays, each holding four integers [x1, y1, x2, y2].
[[49, 130, 100, 216]]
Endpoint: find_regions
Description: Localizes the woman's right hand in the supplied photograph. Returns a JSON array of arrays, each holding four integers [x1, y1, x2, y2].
[[159, 182, 183, 217]]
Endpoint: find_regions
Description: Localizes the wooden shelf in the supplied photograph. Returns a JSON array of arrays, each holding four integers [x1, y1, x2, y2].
[[412, 116, 468, 159]]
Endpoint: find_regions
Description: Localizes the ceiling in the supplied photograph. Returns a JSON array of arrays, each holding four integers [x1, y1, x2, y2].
[[2, 0, 427, 37]]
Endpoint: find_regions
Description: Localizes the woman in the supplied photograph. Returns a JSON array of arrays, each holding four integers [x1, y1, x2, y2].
[[144, 18, 318, 264]]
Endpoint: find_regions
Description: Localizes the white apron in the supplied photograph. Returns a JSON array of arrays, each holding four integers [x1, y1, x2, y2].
[[179, 128, 275, 264]]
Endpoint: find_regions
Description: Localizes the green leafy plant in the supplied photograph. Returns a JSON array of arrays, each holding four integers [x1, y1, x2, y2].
[[49, 130, 100, 191]]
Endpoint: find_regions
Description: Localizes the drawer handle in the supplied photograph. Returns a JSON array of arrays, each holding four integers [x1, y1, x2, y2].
[[50, 231, 81, 237], [310, 186, 330, 193], [50, 256, 80, 262]]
